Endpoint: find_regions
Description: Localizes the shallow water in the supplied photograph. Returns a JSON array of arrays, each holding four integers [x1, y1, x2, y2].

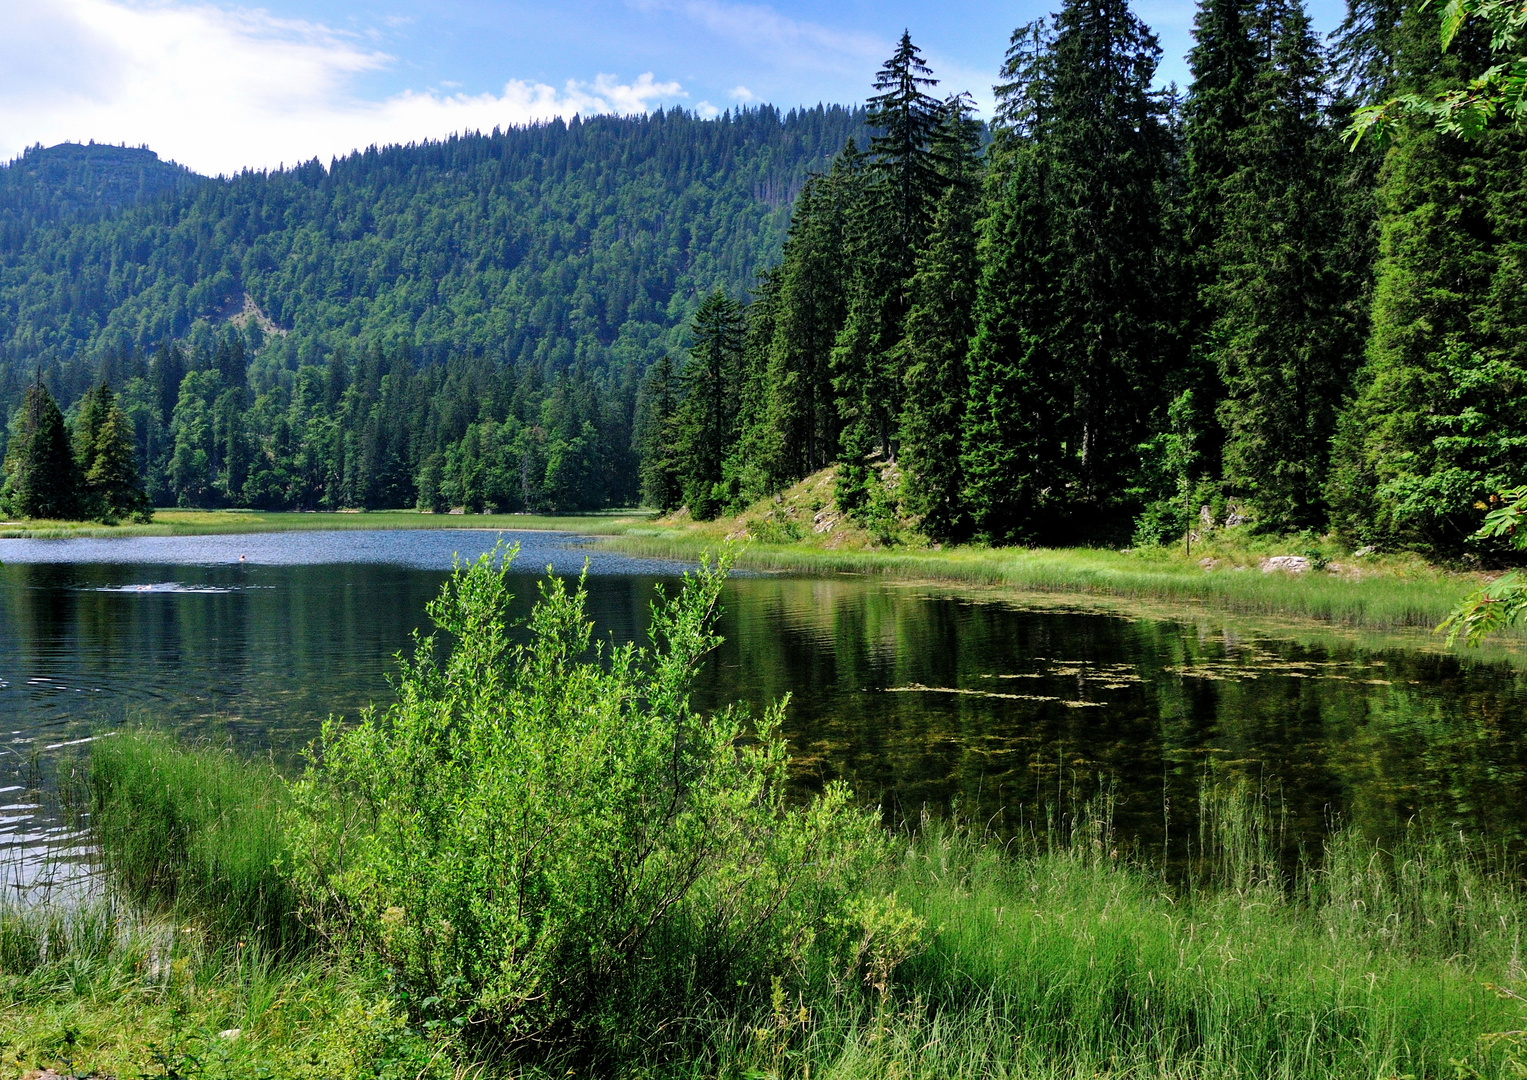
[[2, 529, 1524, 896]]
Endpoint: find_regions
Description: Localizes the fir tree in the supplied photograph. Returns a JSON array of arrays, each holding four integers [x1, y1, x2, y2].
[[962, 140, 1062, 543], [1041, 0, 1176, 510], [2, 376, 79, 520], [1209, 0, 1367, 530], [84, 387, 151, 522], [673, 290, 746, 519], [1326, 2, 1527, 549], [866, 31, 947, 273], [635, 354, 683, 510], [72, 383, 112, 486], [899, 97, 984, 542], [762, 149, 860, 481], [965, 0, 1175, 541]]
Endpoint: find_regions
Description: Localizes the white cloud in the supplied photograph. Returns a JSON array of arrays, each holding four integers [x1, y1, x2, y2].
[[730, 85, 756, 101], [0, 0, 687, 175], [629, 0, 886, 76]]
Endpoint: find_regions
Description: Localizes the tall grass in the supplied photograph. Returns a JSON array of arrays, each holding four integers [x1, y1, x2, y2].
[[607, 530, 1512, 638], [71, 732, 1527, 1077], [683, 802, 1525, 1079], [82, 729, 306, 953]]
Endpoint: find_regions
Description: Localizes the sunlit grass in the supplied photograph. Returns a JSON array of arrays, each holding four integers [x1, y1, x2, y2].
[[0, 506, 655, 539], [19, 730, 1523, 1078]]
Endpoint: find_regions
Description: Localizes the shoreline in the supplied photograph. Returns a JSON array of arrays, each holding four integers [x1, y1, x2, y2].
[[2, 506, 1511, 650]]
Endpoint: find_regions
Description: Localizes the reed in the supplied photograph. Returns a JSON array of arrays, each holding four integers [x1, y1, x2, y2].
[[67, 731, 1527, 1077], [84, 729, 306, 954], [605, 530, 1510, 638]]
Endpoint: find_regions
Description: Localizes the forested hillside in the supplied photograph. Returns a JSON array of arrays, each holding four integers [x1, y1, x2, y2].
[[0, 107, 867, 512], [0, 142, 201, 238], [3, 0, 1524, 546], [637, 3, 1527, 556]]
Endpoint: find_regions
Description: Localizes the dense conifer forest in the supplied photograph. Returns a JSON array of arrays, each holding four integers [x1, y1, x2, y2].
[[640, 1, 1526, 555], [0, 107, 867, 512], [1, 0, 1524, 549]]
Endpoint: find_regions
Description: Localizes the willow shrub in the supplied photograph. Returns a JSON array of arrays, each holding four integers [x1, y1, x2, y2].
[[285, 547, 886, 1054]]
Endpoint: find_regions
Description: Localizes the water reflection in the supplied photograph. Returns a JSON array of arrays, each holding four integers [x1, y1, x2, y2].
[[1, 533, 1524, 894]]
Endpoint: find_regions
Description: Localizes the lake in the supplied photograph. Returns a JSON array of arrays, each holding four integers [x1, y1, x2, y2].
[[3, 528, 1525, 894]]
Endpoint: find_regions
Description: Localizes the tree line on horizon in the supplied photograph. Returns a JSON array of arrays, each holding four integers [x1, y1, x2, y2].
[[1, 0, 1522, 552], [639, 0, 1526, 555]]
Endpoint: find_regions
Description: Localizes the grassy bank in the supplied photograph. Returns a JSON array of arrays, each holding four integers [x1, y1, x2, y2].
[[608, 526, 1503, 637], [1, 470, 1504, 643], [0, 506, 652, 540], [7, 729, 1524, 1079]]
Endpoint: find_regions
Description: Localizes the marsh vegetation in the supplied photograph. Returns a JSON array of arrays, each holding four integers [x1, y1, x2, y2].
[[3, 551, 1524, 1078]]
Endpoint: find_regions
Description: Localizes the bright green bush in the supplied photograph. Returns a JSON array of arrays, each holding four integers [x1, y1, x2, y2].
[[285, 546, 886, 1052]]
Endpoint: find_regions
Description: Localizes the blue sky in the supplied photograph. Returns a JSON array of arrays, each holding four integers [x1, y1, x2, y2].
[[1, 0, 1349, 176]]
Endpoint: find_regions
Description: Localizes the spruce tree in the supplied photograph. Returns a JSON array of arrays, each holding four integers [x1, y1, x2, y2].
[[73, 383, 112, 482], [85, 388, 151, 522], [1208, 0, 1367, 530], [1, 376, 79, 520], [1043, 0, 1175, 508], [634, 354, 683, 510], [866, 31, 948, 275], [762, 147, 860, 481], [834, 35, 951, 514], [1326, 2, 1527, 549], [962, 139, 1062, 543], [672, 290, 746, 519], [964, 0, 1174, 540], [899, 97, 984, 542]]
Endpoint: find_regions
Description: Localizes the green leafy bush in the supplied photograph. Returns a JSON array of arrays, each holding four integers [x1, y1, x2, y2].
[[285, 546, 885, 1053]]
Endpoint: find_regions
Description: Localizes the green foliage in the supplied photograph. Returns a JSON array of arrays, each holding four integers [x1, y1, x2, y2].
[[1327, 113, 1527, 550], [897, 103, 982, 543], [284, 547, 885, 1052], [1348, 0, 1526, 141], [2, 378, 79, 519], [1203, 0, 1369, 532], [1441, 486, 1527, 641], [671, 290, 747, 519], [85, 730, 305, 953], [82, 385, 153, 522]]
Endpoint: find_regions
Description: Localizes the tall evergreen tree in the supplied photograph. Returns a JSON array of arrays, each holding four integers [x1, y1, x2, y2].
[[1, 376, 78, 519], [84, 387, 151, 522], [962, 138, 1061, 542], [866, 31, 948, 274], [72, 383, 112, 480], [634, 354, 683, 510], [899, 97, 984, 541], [673, 290, 747, 519], [834, 35, 951, 515], [965, 0, 1175, 541], [1208, 0, 1368, 530], [762, 149, 861, 481], [1043, 0, 1176, 509], [1326, 1, 1527, 550]]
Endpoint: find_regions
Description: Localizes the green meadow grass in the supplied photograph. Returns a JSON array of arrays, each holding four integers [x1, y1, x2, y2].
[[9, 730, 1521, 1079], [605, 528, 1513, 640], [0, 506, 652, 540]]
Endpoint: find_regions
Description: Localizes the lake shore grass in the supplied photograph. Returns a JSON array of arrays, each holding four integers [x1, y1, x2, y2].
[[2, 496, 1509, 646], [604, 526, 1514, 640], [0, 506, 653, 540], [6, 730, 1522, 1079]]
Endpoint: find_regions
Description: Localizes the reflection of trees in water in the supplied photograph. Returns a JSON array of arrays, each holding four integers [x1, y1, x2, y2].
[[1, 562, 1524, 860], [701, 578, 1527, 862]]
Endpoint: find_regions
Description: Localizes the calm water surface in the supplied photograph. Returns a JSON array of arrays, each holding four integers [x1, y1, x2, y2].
[[2, 529, 1525, 893]]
